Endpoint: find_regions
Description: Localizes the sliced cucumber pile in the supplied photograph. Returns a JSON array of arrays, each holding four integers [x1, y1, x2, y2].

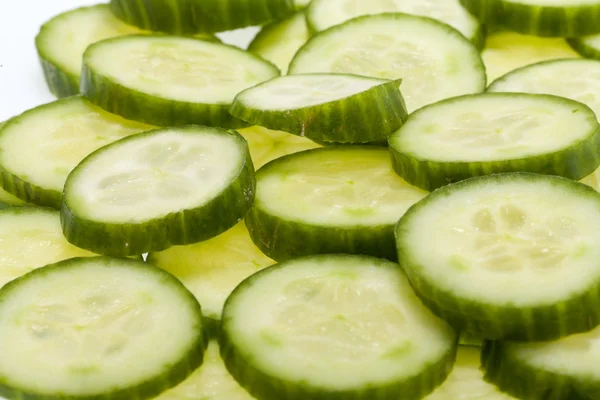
[[230, 74, 407, 143], [0, 257, 205, 400], [389, 93, 600, 190], [82, 35, 280, 128], [220, 254, 457, 400]]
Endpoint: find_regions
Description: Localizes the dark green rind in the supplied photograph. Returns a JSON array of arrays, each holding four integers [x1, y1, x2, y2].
[[0, 256, 207, 400], [389, 94, 600, 191], [396, 173, 600, 341], [230, 75, 408, 143], [458, 332, 484, 348], [567, 36, 600, 59], [220, 254, 458, 400], [81, 36, 279, 128], [61, 126, 256, 257], [109, 0, 296, 35], [460, 0, 600, 37], [481, 341, 593, 400], [311, 137, 388, 147], [203, 316, 222, 340], [37, 56, 80, 98]]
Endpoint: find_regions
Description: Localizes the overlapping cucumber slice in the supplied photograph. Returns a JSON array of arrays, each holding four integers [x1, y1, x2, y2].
[[0, 257, 205, 400], [61, 126, 255, 256], [82, 35, 280, 128], [246, 146, 427, 261], [230, 74, 407, 143], [289, 13, 485, 113], [389, 93, 600, 190], [220, 255, 457, 400], [0, 97, 152, 208], [396, 173, 600, 341]]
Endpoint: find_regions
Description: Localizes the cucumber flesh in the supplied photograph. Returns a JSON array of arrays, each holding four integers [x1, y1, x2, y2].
[[389, 93, 600, 190], [220, 255, 457, 400], [482, 32, 579, 82], [307, 0, 483, 48], [0, 97, 152, 209], [289, 13, 485, 113], [0, 257, 205, 400], [568, 33, 600, 59], [248, 12, 309, 74], [396, 173, 600, 341]]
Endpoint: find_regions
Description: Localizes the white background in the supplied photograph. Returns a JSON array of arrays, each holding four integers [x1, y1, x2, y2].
[[0, 0, 258, 122]]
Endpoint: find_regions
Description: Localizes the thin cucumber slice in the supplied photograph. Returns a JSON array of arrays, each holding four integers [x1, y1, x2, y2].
[[0, 97, 152, 209], [482, 31, 579, 82], [82, 35, 280, 128], [35, 4, 218, 99], [396, 173, 600, 341], [568, 34, 600, 59], [147, 221, 274, 336], [460, 0, 600, 37], [109, 0, 295, 35], [230, 74, 407, 143], [156, 341, 254, 400], [220, 254, 457, 400], [488, 59, 600, 118], [0, 207, 95, 289], [245, 146, 428, 261], [289, 13, 485, 113], [388, 93, 600, 190], [482, 327, 600, 399], [425, 346, 515, 400], [0, 257, 205, 400], [306, 0, 483, 48], [62, 126, 255, 257], [248, 12, 309, 74]]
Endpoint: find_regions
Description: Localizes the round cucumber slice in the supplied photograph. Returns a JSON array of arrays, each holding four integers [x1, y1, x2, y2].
[[460, 0, 600, 37], [147, 221, 275, 336], [482, 31, 580, 82], [568, 34, 600, 60], [0, 256, 205, 400], [109, 0, 295, 35], [248, 12, 309, 74], [482, 327, 600, 399], [35, 4, 218, 98], [82, 35, 280, 128], [306, 0, 483, 49], [425, 346, 516, 400], [61, 125, 255, 257], [289, 13, 485, 113], [245, 146, 428, 261], [388, 93, 600, 190], [230, 74, 407, 143], [155, 341, 254, 400], [0, 97, 151, 209], [220, 254, 457, 400], [396, 173, 600, 341]]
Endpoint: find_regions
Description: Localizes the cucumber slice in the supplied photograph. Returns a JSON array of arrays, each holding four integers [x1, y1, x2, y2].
[[156, 341, 254, 400], [289, 13, 485, 113], [82, 35, 280, 128], [220, 254, 457, 400], [0, 97, 151, 209], [388, 93, 600, 190], [488, 59, 600, 117], [568, 34, 600, 60], [0, 256, 205, 400], [0, 122, 27, 207], [245, 146, 427, 261], [0, 207, 95, 289], [425, 346, 516, 400], [230, 74, 407, 143], [62, 125, 255, 257], [460, 0, 600, 37], [35, 4, 218, 98], [482, 327, 600, 399], [482, 31, 579, 82], [306, 0, 483, 48], [109, 0, 295, 35], [248, 12, 309, 74], [147, 221, 274, 336], [396, 173, 600, 341]]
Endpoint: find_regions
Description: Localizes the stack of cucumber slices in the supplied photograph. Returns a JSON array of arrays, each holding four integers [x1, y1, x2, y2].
[[5, 0, 600, 398]]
